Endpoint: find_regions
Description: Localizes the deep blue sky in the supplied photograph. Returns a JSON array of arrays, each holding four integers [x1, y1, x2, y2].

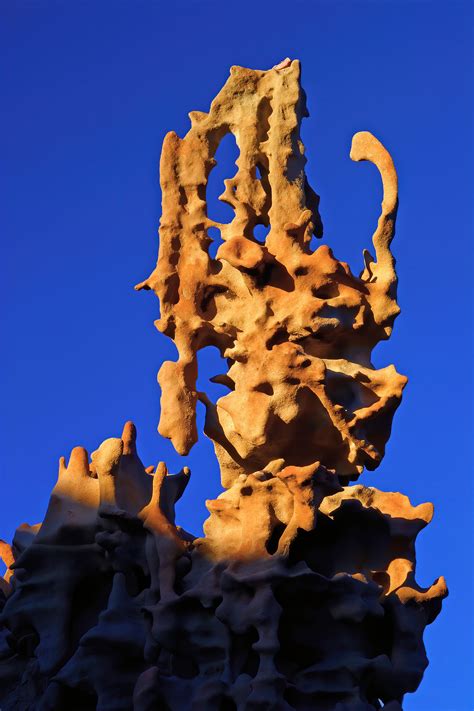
[[1, 2, 472, 708]]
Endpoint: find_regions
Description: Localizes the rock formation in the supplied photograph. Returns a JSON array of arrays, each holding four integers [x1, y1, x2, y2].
[[0, 59, 446, 710]]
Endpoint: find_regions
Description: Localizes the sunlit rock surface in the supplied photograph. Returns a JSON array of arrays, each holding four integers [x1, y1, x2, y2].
[[0, 60, 446, 711]]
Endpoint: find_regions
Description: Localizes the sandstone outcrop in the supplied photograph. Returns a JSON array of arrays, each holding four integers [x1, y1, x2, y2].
[[0, 59, 446, 710]]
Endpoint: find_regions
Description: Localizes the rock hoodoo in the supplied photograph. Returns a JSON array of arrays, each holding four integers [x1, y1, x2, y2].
[[0, 60, 446, 711]]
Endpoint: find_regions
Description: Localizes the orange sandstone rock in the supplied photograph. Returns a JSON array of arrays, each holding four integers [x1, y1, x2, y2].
[[137, 59, 406, 487], [0, 60, 446, 711]]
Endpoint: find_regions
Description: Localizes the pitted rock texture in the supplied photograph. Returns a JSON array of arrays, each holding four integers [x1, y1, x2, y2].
[[136, 58, 406, 486], [0, 60, 446, 711], [0, 426, 446, 710]]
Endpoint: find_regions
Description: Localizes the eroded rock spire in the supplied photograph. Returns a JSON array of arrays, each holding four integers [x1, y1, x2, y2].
[[0, 60, 445, 711], [137, 59, 405, 487]]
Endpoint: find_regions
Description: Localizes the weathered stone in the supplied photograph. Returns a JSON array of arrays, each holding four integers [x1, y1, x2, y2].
[[0, 60, 445, 711]]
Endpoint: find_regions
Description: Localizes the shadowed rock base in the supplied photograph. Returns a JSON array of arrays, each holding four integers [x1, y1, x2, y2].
[[0, 426, 446, 711]]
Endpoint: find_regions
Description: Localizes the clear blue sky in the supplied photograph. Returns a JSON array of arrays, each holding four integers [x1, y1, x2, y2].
[[1, 2, 472, 709]]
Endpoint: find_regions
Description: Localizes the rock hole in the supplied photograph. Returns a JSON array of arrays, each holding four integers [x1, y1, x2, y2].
[[56, 686, 98, 711], [254, 382, 274, 396], [253, 223, 270, 244], [199, 284, 228, 320], [207, 226, 223, 259], [266, 521, 286, 555], [325, 371, 378, 413], [220, 700, 237, 711], [171, 653, 199, 679], [206, 132, 239, 225], [266, 328, 289, 350], [372, 571, 390, 593], [309, 234, 320, 253], [12, 627, 39, 657], [311, 283, 340, 300], [197, 346, 232, 401]]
